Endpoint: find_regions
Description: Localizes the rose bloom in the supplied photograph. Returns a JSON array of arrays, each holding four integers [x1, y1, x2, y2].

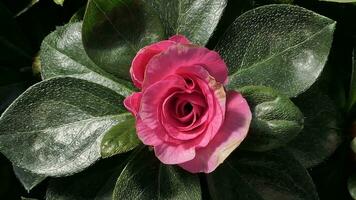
[[124, 35, 252, 173]]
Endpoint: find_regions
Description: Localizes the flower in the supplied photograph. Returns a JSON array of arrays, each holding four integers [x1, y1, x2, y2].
[[130, 35, 190, 89], [124, 35, 252, 173]]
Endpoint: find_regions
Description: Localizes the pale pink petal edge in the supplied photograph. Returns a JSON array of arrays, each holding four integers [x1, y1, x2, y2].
[[179, 91, 252, 173]]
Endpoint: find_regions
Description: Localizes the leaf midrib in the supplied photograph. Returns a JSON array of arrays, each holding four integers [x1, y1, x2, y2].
[[229, 22, 335, 77], [42, 40, 134, 96], [91, 0, 138, 52], [0, 113, 130, 136]]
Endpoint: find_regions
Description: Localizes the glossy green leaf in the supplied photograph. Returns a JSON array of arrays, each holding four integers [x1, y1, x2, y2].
[[146, 0, 227, 45], [217, 4, 336, 97], [53, 0, 64, 6], [113, 147, 201, 200], [40, 22, 134, 97], [101, 116, 140, 158], [287, 86, 342, 168], [239, 86, 304, 151], [82, 0, 165, 80], [13, 166, 46, 192], [0, 82, 29, 113], [207, 149, 318, 200], [46, 154, 128, 200], [0, 77, 131, 176], [349, 174, 356, 199]]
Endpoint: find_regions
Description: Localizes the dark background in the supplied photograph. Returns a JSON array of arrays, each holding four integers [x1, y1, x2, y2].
[[0, 0, 355, 199]]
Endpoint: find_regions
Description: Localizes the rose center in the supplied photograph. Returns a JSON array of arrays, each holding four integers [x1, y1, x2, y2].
[[183, 103, 193, 114]]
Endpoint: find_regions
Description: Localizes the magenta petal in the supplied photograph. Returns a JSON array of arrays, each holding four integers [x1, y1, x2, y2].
[[143, 45, 228, 89], [136, 117, 163, 146], [169, 35, 190, 44], [154, 143, 195, 164], [179, 91, 252, 173], [123, 92, 142, 116], [130, 40, 175, 88]]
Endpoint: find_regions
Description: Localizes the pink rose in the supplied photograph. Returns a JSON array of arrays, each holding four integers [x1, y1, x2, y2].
[[130, 35, 190, 89], [124, 35, 252, 173]]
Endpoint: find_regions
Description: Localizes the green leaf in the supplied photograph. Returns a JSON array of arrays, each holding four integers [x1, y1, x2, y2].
[[287, 86, 342, 168], [101, 116, 140, 158], [320, 0, 356, 3], [0, 77, 131, 176], [352, 137, 356, 154], [82, 0, 165, 80], [113, 147, 202, 200], [14, 0, 39, 17], [69, 7, 85, 23], [0, 82, 29, 113], [40, 22, 134, 97], [146, 0, 227, 45], [53, 0, 64, 6], [348, 48, 356, 112], [239, 86, 304, 151], [217, 4, 336, 97], [13, 166, 46, 192], [207, 149, 319, 200], [349, 174, 356, 199], [46, 154, 128, 200]]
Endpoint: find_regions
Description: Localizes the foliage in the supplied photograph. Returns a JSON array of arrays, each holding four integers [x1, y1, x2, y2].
[[0, 0, 355, 199]]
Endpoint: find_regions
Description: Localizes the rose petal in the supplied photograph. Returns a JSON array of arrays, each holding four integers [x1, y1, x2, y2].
[[139, 75, 186, 144], [123, 92, 142, 116], [136, 116, 163, 146], [169, 35, 190, 44], [143, 45, 228, 89], [179, 91, 252, 173], [154, 143, 195, 164], [130, 40, 175, 88]]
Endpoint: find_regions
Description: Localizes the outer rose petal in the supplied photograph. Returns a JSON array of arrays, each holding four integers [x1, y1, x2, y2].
[[135, 117, 163, 146], [143, 45, 228, 89], [130, 35, 191, 88], [169, 35, 190, 44], [123, 92, 142, 116], [154, 143, 195, 164], [179, 91, 252, 173], [130, 41, 174, 88]]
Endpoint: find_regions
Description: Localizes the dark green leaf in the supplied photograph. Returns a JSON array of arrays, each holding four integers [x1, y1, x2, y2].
[[287, 86, 343, 168], [348, 48, 356, 112], [40, 22, 134, 97], [207, 149, 319, 200], [46, 154, 128, 200], [349, 174, 356, 199], [101, 116, 140, 158], [239, 86, 304, 151], [69, 7, 85, 23], [53, 0, 64, 6], [0, 82, 29, 113], [352, 137, 356, 154], [0, 77, 131, 176], [13, 166, 46, 192], [113, 147, 201, 200], [217, 4, 335, 97], [310, 143, 350, 200], [320, 0, 356, 3], [147, 0, 227, 45], [82, 0, 165, 80], [14, 0, 39, 17]]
